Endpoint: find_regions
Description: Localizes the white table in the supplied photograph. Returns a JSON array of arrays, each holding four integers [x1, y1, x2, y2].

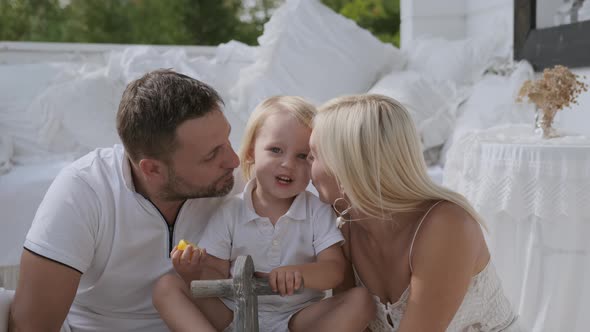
[[444, 124, 590, 332]]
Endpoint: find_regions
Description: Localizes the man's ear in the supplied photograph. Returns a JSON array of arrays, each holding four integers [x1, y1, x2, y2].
[[138, 158, 167, 181]]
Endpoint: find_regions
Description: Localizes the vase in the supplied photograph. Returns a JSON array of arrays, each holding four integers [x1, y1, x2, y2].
[[534, 108, 559, 138]]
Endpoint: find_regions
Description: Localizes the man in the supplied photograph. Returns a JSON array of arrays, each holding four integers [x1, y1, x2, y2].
[[9, 69, 240, 331]]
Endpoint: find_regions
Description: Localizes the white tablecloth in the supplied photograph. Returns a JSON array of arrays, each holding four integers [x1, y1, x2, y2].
[[444, 124, 590, 332]]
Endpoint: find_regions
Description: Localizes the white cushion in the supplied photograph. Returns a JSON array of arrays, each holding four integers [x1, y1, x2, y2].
[[368, 70, 468, 152], [229, 0, 405, 120], [404, 33, 509, 86], [0, 135, 12, 175], [440, 61, 535, 164], [0, 288, 14, 332], [0, 63, 80, 158]]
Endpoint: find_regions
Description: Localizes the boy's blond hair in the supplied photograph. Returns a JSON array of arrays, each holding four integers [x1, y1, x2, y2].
[[239, 96, 317, 181]]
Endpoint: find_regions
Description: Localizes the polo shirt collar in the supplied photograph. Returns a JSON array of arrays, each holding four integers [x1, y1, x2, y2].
[[241, 178, 307, 224], [121, 152, 137, 193]]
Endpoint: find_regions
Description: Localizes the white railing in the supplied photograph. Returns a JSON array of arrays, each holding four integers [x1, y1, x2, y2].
[[0, 41, 217, 65]]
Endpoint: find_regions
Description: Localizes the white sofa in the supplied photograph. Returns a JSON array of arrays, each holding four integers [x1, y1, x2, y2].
[[0, 0, 556, 330]]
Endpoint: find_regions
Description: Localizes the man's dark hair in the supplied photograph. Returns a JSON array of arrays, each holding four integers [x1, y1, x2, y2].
[[116, 69, 224, 163]]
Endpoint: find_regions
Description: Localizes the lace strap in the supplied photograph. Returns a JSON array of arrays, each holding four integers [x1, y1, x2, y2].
[[409, 200, 444, 273]]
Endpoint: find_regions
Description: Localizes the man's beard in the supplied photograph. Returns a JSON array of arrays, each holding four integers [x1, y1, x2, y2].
[[161, 168, 234, 201]]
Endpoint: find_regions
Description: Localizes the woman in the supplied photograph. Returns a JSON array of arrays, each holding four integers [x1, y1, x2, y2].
[[307, 94, 521, 331]]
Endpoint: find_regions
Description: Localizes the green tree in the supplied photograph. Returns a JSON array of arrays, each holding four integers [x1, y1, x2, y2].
[[60, 0, 132, 43], [179, 0, 246, 45], [237, 0, 283, 44], [58, 0, 269, 46], [322, 0, 400, 46], [0, 0, 64, 42], [0, 0, 400, 47], [127, 0, 193, 45]]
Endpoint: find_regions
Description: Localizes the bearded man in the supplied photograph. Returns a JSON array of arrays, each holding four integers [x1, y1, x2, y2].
[[9, 69, 240, 332]]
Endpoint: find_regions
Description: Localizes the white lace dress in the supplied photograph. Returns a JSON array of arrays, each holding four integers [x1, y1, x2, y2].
[[353, 202, 522, 332]]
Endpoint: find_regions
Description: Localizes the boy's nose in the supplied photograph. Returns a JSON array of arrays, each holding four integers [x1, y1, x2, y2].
[[281, 157, 295, 169]]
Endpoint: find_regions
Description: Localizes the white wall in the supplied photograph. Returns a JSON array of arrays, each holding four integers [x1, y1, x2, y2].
[[558, 67, 590, 135], [402, 0, 590, 136], [400, 0, 467, 48], [536, 0, 565, 28], [464, 0, 590, 136], [400, 0, 513, 43], [465, 0, 513, 40]]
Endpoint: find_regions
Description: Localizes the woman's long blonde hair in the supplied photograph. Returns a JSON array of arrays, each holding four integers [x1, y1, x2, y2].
[[239, 96, 317, 181], [313, 94, 484, 225]]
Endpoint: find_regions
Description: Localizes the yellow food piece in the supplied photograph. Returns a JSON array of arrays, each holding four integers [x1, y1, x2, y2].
[[177, 239, 197, 251]]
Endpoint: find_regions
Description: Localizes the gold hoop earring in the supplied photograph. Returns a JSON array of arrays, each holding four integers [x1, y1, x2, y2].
[[333, 197, 352, 229]]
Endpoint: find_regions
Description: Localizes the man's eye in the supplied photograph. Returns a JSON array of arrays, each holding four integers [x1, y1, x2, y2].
[[270, 147, 281, 153], [204, 149, 219, 161]]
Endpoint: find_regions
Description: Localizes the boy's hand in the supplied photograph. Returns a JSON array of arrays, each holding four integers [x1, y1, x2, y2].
[[170, 245, 207, 284], [256, 266, 303, 296]]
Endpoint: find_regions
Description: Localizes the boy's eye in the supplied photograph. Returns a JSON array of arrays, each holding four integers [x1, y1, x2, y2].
[[270, 147, 281, 153], [297, 153, 308, 160]]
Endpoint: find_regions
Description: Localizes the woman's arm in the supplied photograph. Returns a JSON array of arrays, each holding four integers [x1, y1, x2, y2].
[[333, 223, 355, 295], [398, 203, 487, 332]]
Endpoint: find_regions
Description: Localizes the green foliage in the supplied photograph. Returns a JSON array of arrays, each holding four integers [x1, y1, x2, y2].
[[60, 0, 132, 43], [0, 0, 400, 47], [126, 0, 192, 45], [0, 0, 64, 42], [0, 0, 269, 45], [321, 0, 400, 46]]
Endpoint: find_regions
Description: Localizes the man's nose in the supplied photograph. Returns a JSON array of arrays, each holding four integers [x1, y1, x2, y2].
[[224, 146, 240, 169]]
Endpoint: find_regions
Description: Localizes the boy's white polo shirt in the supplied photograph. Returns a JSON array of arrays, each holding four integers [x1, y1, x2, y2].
[[199, 179, 344, 313], [24, 145, 226, 332]]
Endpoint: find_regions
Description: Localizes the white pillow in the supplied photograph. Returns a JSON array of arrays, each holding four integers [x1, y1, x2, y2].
[[0, 135, 13, 175], [229, 0, 405, 120], [32, 71, 124, 151], [0, 62, 81, 158], [0, 288, 13, 332], [368, 70, 468, 152], [440, 61, 535, 164], [404, 33, 509, 86]]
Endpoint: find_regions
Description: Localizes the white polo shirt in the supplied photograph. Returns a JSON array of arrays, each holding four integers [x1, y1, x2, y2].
[[24, 145, 226, 332], [199, 179, 344, 314]]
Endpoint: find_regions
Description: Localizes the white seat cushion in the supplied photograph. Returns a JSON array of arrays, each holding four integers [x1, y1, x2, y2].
[[0, 288, 14, 332]]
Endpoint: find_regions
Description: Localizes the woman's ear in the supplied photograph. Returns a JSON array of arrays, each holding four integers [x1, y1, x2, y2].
[[245, 147, 255, 164], [337, 181, 346, 196]]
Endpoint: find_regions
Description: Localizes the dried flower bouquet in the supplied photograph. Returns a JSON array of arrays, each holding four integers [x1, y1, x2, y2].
[[517, 65, 588, 138]]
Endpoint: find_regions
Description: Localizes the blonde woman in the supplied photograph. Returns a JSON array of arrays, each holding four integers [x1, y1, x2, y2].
[[307, 94, 521, 332], [153, 96, 375, 332]]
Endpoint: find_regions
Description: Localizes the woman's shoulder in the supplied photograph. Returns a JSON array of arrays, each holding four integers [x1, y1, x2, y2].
[[411, 201, 485, 271], [420, 201, 481, 236]]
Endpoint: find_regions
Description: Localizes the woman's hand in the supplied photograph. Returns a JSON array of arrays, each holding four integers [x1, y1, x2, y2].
[[170, 245, 208, 285], [256, 267, 304, 296]]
